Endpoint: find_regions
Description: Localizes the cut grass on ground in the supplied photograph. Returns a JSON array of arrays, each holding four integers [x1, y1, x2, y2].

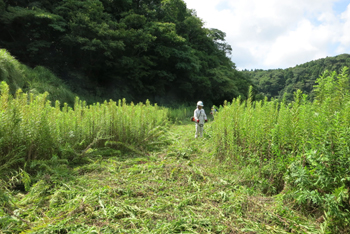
[[2, 121, 320, 233]]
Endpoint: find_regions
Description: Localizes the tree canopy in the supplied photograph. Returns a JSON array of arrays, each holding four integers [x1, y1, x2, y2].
[[244, 54, 350, 101], [0, 0, 251, 105]]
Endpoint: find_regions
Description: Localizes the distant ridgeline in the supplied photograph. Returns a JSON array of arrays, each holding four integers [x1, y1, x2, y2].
[[243, 54, 350, 100], [0, 0, 252, 106]]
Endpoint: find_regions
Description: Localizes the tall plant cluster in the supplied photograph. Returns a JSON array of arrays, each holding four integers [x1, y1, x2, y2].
[[0, 81, 168, 178], [212, 67, 350, 230], [166, 105, 194, 122]]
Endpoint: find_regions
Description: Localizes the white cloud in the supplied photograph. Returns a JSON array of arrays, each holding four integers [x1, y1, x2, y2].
[[338, 4, 350, 52], [265, 20, 329, 67], [183, 0, 350, 69]]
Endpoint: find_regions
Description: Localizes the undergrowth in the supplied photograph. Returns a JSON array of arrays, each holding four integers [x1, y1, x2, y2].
[[212, 67, 350, 232], [0, 81, 168, 180], [0, 121, 319, 233], [1, 60, 350, 232], [0, 49, 76, 105], [166, 105, 193, 123]]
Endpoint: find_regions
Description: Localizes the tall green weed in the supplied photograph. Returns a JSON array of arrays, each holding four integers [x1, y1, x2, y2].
[[212, 67, 350, 231], [0, 82, 168, 178], [166, 105, 193, 122]]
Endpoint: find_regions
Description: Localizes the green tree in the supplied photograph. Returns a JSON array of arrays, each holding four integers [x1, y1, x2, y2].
[[245, 54, 350, 101], [0, 0, 252, 105]]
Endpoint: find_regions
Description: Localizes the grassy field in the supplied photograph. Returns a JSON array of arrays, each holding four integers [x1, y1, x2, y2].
[[1, 119, 321, 233], [2, 59, 350, 232]]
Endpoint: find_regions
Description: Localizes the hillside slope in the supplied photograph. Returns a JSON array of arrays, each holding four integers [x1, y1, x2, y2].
[[244, 54, 350, 100], [0, 48, 77, 105]]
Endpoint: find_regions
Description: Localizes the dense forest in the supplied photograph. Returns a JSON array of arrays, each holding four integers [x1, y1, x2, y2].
[[244, 54, 350, 100], [0, 0, 252, 106]]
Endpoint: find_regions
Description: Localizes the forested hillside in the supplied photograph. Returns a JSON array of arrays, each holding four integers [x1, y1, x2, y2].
[[244, 54, 350, 100], [0, 0, 251, 105]]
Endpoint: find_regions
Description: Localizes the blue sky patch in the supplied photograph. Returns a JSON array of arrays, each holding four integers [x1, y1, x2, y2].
[[216, 1, 231, 11], [328, 42, 341, 55], [333, 0, 349, 15]]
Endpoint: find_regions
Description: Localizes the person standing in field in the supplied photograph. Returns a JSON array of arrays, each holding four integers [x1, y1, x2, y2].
[[194, 101, 207, 138], [210, 105, 218, 120]]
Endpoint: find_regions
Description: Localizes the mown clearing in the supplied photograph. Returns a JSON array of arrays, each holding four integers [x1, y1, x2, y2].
[[2, 121, 320, 234]]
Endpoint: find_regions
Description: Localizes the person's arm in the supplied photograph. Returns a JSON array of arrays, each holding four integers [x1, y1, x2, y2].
[[194, 109, 199, 122], [204, 110, 207, 122]]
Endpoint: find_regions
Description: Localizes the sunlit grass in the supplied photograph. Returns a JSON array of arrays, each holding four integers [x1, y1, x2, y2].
[[1, 46, 349, 232], [0, 81, 168, 179], [1, 122, 319, 234], [212, 68, 350, 232]]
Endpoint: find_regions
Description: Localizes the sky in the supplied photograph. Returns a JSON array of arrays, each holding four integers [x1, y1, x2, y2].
[[182, 0, 350, 70]]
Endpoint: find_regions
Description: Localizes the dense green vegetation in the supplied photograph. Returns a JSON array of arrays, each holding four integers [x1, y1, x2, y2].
[[0, 117, 320, 233], [1, 67, 350, 233], [0, 49, 77, 105], [0, 81, 318, 233], [244, 54, 350, 100], [0, 0, 251, 105], [2, 1, 350, 233], [213, 68, 350, 232], [0, 80, 168, 179]]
